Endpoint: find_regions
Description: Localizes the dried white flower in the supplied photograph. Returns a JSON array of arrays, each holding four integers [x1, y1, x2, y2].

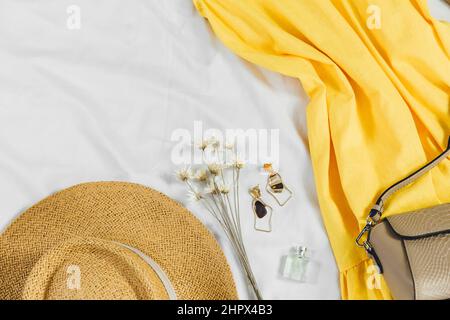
[[175, 167, 192, 182], [187, 189, 203, 202], [204, 180, 219, 195], [207, 136, 221, 150], [194, 168, 209, 182], [233, 158, 246, 169], [197, 140, 209, 151], [207, 163, 222, 176], [173, 137, 260, 298], [225, 141, 235, 150], [217, 182, 230, 194]]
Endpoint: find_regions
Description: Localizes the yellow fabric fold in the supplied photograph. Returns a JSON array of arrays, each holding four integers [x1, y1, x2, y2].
[[194, 0, 450, 299], [340, 259, 392, 300]]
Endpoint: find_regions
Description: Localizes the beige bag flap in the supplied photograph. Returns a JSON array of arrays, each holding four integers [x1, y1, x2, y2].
[[386, 203, 450, 239]]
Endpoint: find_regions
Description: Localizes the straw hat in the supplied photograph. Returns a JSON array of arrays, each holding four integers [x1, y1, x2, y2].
[[0, 182, 238, 300]]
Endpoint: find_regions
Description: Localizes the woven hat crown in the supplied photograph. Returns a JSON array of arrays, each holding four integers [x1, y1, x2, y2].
[[22, 237, 171, 300], [0, 182, 238, 300]]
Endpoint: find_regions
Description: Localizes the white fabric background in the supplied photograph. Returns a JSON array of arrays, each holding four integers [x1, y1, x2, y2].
[[0, 0, 447, 300]]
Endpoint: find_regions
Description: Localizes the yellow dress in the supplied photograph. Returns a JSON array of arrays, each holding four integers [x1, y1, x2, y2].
[[193, 0, 450, 299]]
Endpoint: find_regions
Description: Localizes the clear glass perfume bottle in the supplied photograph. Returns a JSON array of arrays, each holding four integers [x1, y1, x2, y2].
[[281, 246, 310, 282]]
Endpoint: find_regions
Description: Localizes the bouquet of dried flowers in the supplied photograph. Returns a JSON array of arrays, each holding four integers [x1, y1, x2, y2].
[[175, 138, 262, 300]]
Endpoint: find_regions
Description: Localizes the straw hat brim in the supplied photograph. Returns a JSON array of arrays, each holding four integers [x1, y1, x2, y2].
[[0, 182, 238, 300]]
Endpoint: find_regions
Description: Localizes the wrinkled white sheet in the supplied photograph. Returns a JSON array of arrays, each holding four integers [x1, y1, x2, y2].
[[0, 0, 446, 300]]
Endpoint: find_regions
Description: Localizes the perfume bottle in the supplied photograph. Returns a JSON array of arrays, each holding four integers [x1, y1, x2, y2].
[[281, 246, 310, 282]]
